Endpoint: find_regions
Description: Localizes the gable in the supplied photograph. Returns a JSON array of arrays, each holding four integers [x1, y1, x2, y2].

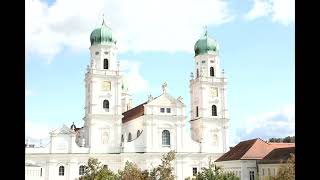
[[147, 93, 184, 107], [50, 124, 75, 135]]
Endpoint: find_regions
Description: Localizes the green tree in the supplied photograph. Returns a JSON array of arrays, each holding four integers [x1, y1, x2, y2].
[[149, 150, 176, 180], [192, 160, 239, 180], [273, 153, 295, 180], [118, 161, 146, 180], [79, 158, 118, 180]]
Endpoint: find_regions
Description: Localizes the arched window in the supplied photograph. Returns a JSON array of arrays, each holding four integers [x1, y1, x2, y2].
[[162, 130, 170, 146], [196, 69, 199, 78], [121, 134, 124, 142], [59, 166, 64, 176], [79, 165, 85, 175], [128, 133, 132, 142], [210, 67, 214, 77], [196, 106, 199, 117], [212, 105, 217, 116], [137, 130, 141, 137], [104, 59, 109, 69], [103, 100, 109, 109]]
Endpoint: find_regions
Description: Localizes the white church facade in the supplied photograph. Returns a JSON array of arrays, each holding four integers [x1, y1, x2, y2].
[[25, 19, 230, 180]]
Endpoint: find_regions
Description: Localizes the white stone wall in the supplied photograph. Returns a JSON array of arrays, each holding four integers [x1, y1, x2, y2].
[[258, 163, 282, 179], [26, 152, 223, 180]]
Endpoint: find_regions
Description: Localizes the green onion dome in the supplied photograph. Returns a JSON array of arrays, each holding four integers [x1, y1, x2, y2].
[[90, 19, 116, 46], [194, 31, 219, 56]]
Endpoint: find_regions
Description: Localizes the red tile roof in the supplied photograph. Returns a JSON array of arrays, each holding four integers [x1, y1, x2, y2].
[[215, 138, 295, 162], [258, 147, 295, 164], [122, 101, 147, 123]]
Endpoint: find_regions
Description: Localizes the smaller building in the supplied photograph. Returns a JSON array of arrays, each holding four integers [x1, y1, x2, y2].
[[258, 147, 295, 180], [25, 163, 44, 180], [215, 138, 294, 180]]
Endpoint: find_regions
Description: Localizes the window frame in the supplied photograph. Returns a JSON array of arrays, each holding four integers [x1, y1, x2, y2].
[[104, 59, 109, 69], [58, 166, 65, 176], [212, 105, 217, 116], [128, 133, 132, 142], [162, 130, 171, 146], [103, 100, 109, 111], [192, 167, 198, 176], [160, 108, 165, 113], [210, 67, 214, 77], [79, 165, 85, 176], [249, 171, 254, 180], [166, 108, 171, 113]]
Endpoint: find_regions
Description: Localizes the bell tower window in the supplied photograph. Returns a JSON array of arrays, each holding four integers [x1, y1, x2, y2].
[[212, 105, 217, 116], [103, 100, 109, 112], [104, 59, 109, 69], [210, 67, 214, 76]]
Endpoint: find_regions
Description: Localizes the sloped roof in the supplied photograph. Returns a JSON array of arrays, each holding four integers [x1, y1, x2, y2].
[[122, 101, 147, 123], [215, 138, 294, 162], [258, 147, 295, 164]]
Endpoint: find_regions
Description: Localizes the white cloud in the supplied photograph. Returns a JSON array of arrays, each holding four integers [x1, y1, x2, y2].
[[26, 0, 233, 61], [25, 120, 52, 140], [119, 60, 150, 94], [234, 103, 295, 142], [244, 0, 295, 26]]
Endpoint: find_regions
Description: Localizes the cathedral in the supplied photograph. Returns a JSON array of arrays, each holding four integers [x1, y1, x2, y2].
[[25, 18, 230, 180]]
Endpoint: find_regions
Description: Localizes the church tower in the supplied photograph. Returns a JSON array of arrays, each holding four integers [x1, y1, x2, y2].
[[190, 29, 229, 153], [83, 18, 123, 153]]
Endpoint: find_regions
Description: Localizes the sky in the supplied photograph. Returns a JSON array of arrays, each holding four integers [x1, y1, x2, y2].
[[26, 0, 295, 146]]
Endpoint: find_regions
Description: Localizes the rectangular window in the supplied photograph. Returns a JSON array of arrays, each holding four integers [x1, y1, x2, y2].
[[160, 108, 165, 113], [103, 165, 108, 169], [40, 168, 42, 176], [249, 171, 254, 180], [202, 60, 205, 63], [192, 167, 197, 176], [210, 60, 214, 63], [273, 169, 275, 175], [166, 108, 171, 113], [262, 168, 264, 176], [268, 168, 270, 176], [95, 51, 99, 55], [196, 106, 199, 117]]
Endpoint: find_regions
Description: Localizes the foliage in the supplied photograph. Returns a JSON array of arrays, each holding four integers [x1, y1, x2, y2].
[[79, 158, 118, 180], [269, 136, 295, 143], [79, 151, 176, 180], [118, 161, 145, 180], [273, 153, 295, 180], [149, 150, 176, 180], [192, 160, 239, 180]]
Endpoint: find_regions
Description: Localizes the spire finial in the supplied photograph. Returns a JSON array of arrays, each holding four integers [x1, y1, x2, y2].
[[102, 13, 105, 25], [203, 25, 208, 36], [162, 82, 168, 93]]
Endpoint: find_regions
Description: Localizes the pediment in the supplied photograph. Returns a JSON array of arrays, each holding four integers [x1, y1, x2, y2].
[[50, 124, 75, 135], [147, 93, 185, 107]]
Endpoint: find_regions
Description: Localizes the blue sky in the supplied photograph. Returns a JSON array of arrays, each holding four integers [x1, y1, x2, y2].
[[26, 0, 295, 146]]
